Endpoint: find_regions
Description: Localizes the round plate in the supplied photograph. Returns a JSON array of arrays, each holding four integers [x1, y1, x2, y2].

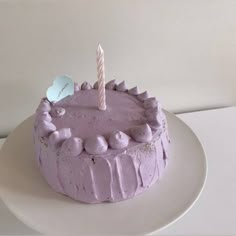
[[0, 112, 207, 235]]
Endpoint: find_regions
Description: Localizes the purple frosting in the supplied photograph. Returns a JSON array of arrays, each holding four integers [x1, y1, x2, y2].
[[105, 79, 116, 90], [84, 135, 108, 155], [81, 82, 92, 90], [145, 103, 162, 119], [60, 137, 83, 157], [36, 100, 51, 113], [49, 128, 72, 148], [145, 108, 158, 120], [148, 119, 162, 131], [93, 81, 99, 89], [130, 124, 152, 143], [34, 88, 165, 151], [108, 130, 130, 149], [137, 91, 149, 101], [50, 107, 66, 118], [144, 97, 158, 109], [52, 90, 146, 139], [35, 112, 52, 123], [128, 86, 139, 95], [116, 81, 127, 92], [74, 83, 80, 92], [145, 107, 162, 130], [34, 130, 168, 203], [37, 120, 56, 137]]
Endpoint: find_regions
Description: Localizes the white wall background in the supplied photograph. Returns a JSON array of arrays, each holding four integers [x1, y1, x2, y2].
[[0, 0, 236, 136]]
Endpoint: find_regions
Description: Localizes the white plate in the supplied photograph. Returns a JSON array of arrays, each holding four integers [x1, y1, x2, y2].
[[0, 112, 207, 235]]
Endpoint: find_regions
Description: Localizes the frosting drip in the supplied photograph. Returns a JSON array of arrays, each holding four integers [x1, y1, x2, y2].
[[33, 130, 167, 203]]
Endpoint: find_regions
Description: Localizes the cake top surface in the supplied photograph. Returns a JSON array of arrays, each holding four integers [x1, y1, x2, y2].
[[52, 89, 146, 139], [35, 80, 165, 155]]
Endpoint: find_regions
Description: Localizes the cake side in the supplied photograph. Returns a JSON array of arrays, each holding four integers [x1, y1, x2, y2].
[[33, 130, 168, 203]]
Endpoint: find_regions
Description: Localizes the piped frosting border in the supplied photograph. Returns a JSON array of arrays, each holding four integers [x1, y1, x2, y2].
[[34, 80, 166, 156]]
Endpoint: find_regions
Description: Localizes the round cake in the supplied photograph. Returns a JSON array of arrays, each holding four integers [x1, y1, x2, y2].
[[33, 80, 170, 203]]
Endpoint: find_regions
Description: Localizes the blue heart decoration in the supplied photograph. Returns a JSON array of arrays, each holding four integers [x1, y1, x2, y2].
[[46, 75, 74, 102]]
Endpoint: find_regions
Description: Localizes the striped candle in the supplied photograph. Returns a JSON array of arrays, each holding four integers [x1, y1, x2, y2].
[[96, 44, 106, 111]]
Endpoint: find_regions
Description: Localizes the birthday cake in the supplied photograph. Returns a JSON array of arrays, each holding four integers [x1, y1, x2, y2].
[[33, 46, 170, 204]]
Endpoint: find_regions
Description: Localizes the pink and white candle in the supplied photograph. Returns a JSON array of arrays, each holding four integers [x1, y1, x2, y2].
[[96, 44, 106, 111]]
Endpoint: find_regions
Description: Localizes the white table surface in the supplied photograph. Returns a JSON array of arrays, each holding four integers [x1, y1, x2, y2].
[[0, 107, 235, 236]]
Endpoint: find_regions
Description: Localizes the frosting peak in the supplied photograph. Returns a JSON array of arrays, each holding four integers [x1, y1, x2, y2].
[[74, 83, 80, 92], [49, 128, 72, 148], [35, 112, 52, 123], [60, 137, 83, 157], [84, 135, 108, 155], [81, 82, 92, 90], [137, 91, 149, 101], [130, 124, 152, 143], [116, 81, 127, 92], [37, 100, 51, 113], [144, 97, 158, 109], [93, 81, 99, 89], [128, 86, 139, 95], [105, 79, 116, 90], [108, 131, 130, 149]]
